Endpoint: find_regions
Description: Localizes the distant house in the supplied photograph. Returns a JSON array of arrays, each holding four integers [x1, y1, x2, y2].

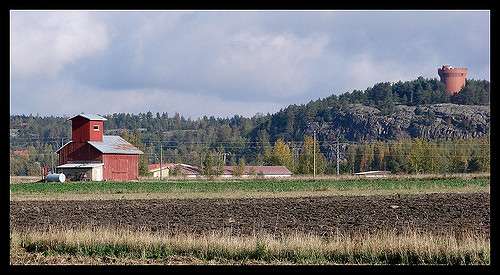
[[148, 163, 176, 178], [55, 113, 143, 181], [148, 163, 200, 178]]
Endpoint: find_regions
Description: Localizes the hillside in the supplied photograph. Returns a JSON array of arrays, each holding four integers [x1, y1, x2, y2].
[[250, 77, 489, 142], [301, 103, 490, 142], [10, 77, 490, 175]]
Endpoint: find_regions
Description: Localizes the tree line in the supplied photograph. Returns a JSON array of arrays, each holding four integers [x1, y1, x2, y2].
[[10, 77, 489, 176], [10, 134, 489, 177], [245, 136, 489, 175]]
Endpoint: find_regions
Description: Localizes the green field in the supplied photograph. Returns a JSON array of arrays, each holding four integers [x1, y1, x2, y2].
[[10, 175, 490, 201]]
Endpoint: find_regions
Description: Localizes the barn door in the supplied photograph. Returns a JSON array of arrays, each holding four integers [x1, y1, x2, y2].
[[112, 158, 129, 181]]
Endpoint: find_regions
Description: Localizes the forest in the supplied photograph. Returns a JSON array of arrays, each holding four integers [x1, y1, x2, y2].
[[10, 77, 490, 176]]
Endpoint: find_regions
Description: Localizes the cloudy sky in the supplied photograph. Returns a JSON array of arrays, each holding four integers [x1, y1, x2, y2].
[[10, 10, 490, 119]]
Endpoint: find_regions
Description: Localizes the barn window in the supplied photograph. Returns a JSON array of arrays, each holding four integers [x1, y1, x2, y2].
[[93, 125, 100, 131]]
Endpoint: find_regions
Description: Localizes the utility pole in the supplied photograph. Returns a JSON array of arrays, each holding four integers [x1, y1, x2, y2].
[[313, 131, 316, 180], [337, 140, 340, 176], [160, 141, 163, 181]]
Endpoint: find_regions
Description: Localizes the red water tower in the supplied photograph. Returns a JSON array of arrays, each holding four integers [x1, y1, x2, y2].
[[438, 65, 468, 94]]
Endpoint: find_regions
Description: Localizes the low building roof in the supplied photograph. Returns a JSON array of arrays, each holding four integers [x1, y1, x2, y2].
[[147, 164, 293, 176], [57, 162, 104, 168], [179, 165, 201, 175], [354, 170, 391, 175], [148, 163, 177, 172], [222, 166, 293, 175], [148, 163, 201, 175]]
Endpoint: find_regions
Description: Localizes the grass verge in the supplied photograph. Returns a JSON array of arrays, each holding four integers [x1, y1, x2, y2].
[[10, 227, 490, 265]]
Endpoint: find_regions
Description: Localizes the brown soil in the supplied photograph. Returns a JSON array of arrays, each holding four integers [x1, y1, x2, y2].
[[9, 192, 489, 237]]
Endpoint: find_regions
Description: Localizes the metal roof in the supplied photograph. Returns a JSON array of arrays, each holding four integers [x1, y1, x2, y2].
[[148, 163, 177, 171], [223, 166, 293, 175], [68, 113, 108, 121], [354, 170, 390, 175], [146, 164, 292, 176], [87, 135, 144, 154], [57, 162, 104, 168]]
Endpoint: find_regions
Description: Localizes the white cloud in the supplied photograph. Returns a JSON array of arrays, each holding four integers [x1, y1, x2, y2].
[[10, 11, 489, 118], [209, 30, 329, 99], [11, 11, 109, 80], [346, 53, 418, 90]]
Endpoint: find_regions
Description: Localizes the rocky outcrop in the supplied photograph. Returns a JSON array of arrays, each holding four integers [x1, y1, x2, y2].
[[306, 103, 490, 142]]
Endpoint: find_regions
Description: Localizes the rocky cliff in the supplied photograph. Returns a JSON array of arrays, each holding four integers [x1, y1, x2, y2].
[[306, 103, 490, 142]]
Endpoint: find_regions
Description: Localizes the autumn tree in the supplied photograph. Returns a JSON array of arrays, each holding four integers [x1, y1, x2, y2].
[[270, 138, 293, 171], [298, 135, 326, 174], [233, 157, 246, 177], [356, 143, 374, 172], [346, 143, 357, 174], [371, 141, 387, 171]]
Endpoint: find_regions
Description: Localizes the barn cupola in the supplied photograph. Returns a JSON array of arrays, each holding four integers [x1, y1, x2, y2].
[[69, 113, 107, 143]]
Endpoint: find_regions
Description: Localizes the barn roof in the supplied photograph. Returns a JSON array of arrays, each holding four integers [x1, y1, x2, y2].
[[68, 113, 108, 121], [87, 136, 143, 154], [54, 136, 143, 155]]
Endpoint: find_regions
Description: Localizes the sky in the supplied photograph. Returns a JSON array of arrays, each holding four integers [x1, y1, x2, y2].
[[10, 10, 490, 119]]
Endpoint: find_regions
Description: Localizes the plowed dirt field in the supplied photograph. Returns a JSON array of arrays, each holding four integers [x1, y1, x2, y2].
[[10, 193, 490, 237]]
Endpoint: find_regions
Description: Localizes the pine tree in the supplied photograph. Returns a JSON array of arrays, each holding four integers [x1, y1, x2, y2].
[[201, 150, 215, 176]]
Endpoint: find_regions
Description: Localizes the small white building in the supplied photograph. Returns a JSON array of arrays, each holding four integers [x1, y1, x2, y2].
[[148, 163, 200, 178], [56, 162, 104, 181], [148, 163, 175, 178]]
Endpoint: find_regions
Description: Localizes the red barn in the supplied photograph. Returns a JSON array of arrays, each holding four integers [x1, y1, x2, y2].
[[55, 113, 143, 181]]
